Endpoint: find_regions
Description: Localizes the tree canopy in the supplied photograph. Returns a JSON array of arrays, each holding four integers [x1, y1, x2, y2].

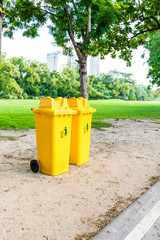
[[3, 0, 123, 97], [1, 0, 160, 97], [3, 0, 160, 59], [92, 0, 160, 63], [144, 31, 160, 86]]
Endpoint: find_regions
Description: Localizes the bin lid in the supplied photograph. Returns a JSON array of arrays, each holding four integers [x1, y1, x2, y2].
[[32, 97, 76, 116], [67, 97, 96, 114]]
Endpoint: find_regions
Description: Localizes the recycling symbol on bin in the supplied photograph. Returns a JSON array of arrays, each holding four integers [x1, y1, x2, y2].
[[60, 127, 68, 138], [64, 127, 67, 136], [84, 123, 89, 133]]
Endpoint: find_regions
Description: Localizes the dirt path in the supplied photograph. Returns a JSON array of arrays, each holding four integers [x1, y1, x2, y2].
[[0, 119, 160, 240]]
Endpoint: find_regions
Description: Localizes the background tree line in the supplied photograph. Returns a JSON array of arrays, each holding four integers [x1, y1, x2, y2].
[[0, 54, 160, 101]]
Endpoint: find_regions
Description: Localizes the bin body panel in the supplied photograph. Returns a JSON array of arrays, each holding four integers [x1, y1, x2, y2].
[[35, 113, 72, 175], [35, 113, 54, 174], [70, 113, 92, 165], [67, 97, 96, 166]]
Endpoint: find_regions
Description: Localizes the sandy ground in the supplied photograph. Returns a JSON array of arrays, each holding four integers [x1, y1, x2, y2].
[[0, 119, 160, 240]]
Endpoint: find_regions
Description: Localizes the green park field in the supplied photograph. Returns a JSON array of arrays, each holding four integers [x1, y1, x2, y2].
[[0, 99, 160, 130]]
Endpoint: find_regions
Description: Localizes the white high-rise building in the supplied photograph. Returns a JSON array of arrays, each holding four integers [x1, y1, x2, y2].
[[47, 52, 58, 71], [46, 49, 100, 76], [46, 51, 77, 72], [89, 55, 100, 77]]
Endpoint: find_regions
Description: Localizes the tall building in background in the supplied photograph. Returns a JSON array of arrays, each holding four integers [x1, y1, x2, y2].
[[46, 49, 100, 76], [89, 55, 100, 77], [46, 51, 77, 72], [47, 52, 58, 71]]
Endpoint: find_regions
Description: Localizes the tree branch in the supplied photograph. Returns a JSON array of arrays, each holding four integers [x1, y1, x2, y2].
[[11, 5, 56, 18], [86, 6, 91, 38], [138, 0, 144, 18], [124, 16, 160, 27], [151, 16, 160, 28], [0, 0, 4, 18], [63, 0, 82, 62], [71, 0, 78, 12], [71, 0, 85, 40], [129, 27, 159, 42]]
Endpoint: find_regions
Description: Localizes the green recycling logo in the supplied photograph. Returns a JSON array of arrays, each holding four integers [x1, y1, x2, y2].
[[64, 127, 67, 136], [84, 123, 89, 133], [60, 127, 68, 138]]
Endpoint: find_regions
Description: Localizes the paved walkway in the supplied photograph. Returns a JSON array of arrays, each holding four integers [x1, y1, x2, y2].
[[92, 181, 160, 240]]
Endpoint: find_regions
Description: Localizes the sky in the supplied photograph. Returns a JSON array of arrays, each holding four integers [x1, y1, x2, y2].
[[2, 25, 151, 86]]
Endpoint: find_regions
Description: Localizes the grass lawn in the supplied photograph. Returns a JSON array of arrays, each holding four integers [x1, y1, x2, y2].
[[0, 99, 39, 129], [0, 99, 160, 130], [90, 99, 160, 120]]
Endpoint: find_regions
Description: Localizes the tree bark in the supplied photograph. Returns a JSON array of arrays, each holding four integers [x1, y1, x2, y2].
[[79, 54, 88, 99], [64, 1, 91, 99], [78, 6, 91, 99], [0, 0, 3, 62], [0, 15, 2, 62]]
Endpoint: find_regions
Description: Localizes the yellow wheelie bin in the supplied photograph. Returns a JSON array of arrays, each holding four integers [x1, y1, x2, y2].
[[31, 97, 76, 176], [67, 97, 96, 165]]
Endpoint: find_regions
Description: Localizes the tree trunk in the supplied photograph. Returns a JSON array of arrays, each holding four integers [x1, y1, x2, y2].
[[0, 0, 3, 62], [79, 54, 88, 99], [65, 2, 91, 98], [0, 14, 2, 62]]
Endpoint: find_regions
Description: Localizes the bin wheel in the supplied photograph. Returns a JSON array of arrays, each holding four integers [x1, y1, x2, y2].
[[30, 160, 39, 173]]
